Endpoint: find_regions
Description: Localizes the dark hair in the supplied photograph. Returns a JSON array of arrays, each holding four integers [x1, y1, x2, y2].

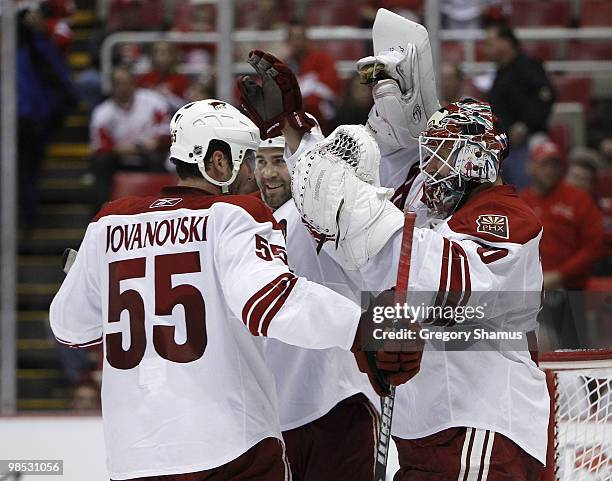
[[172, 139, 232, 180], [488, 21, 520, 49], [571, 159, 598, 176]]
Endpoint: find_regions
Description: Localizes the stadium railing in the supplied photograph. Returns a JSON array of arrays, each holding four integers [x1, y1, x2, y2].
[[100, 26, 612, 100]]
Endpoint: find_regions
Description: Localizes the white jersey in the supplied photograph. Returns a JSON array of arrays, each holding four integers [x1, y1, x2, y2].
[[90, 88, 169, 155], [49, 186, 361, 480], [285, 131, 549, 462], [360, 184, 550, 464], [262, 198, 377, 431]]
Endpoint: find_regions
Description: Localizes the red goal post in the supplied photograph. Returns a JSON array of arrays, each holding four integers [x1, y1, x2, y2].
[[540, 350, 612, 481]]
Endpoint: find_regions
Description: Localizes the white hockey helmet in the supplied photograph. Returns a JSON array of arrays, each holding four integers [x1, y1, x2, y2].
[[259, 136, 286, 150], [170, 99, 260, 192]]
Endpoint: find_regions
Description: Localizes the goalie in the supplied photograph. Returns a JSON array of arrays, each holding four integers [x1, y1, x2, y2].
[[237, 12, 549, 480]]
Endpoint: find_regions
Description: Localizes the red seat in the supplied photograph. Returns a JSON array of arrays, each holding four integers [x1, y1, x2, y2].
[[567, 41, 612, 61], [305, 0, 361, 26], [548, 122, 571, 157], [325, 41, 364, 61], [111, 172, 178, 201], [521, 41, 557, 62], [551, 76, 593, 115], [509, 0, 573, 27], [107, 0, 165, 30], [581, 0, 612, 26], [441, 41, 466, 63], [596, 171, 612, 201]]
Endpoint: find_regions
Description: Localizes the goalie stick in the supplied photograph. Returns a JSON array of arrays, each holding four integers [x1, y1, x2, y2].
[[374, 211, 417, 481]]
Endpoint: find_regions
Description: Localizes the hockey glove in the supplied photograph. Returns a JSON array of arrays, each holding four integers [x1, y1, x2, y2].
[[352, 289, 423, 396], [237, 50, 315, 140]]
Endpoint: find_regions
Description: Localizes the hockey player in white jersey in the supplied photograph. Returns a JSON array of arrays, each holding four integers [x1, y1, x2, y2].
[[254, 136, 384, 481], [290, 99, 550, 480], [49, 99, 417, 481]]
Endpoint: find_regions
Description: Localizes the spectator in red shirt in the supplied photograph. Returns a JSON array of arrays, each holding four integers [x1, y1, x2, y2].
[[520, 139, 604, 349], [284, 20, 341, 134], [90, 66, 170, 208], [137, 41, 191, 112]]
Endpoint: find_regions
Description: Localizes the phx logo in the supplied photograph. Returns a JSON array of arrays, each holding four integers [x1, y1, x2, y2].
[[476, 214, 509, 239], [210, 101, 227, 110]]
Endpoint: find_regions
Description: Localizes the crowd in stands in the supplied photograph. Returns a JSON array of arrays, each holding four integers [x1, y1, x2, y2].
[[17, 0, 79, 227], [13, 0, 611, 406]]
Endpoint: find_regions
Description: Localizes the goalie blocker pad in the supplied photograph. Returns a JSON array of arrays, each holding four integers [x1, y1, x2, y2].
[[358, 8, 441, 149]]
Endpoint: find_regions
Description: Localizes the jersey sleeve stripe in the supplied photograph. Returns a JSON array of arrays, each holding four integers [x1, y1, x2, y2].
[[260, 275, 298, 337], [242, 273, 298, 336], [249, 274, 295, 335]]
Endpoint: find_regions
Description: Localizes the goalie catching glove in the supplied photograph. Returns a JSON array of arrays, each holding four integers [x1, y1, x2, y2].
[[352, 289, 424, 396], [237, 50, 315, 140], [291, 124, 404, 269]]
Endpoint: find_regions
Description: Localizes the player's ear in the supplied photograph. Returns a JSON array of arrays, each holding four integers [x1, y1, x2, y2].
[[209, 150, 231, 180]]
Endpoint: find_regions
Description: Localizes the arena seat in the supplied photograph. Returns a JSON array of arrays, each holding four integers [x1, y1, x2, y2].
[[567, 41, 612, 60], [441, 41, 465, 63], [110, 172, 179, 201], [324, 41, 364, 61], [509, 0, 573, 27], [581, 0, 612, 26], [521, 41, 557, 61], [548, 122, 572, 156], [596, 171, 612, 202], [552, 76, 593, 115], [305, 1, 361, 26]]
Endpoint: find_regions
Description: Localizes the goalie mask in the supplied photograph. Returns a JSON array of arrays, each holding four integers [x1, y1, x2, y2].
[[419, 99, 508, 218], [170, 99, 260, 193]]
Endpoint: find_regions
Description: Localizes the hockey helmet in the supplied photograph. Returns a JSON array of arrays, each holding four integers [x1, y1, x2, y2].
[[170, 99, 260, 192]]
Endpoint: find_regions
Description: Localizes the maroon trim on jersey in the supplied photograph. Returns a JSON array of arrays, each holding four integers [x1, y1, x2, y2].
[[242, 273, 298, 336], [55, 335, 103, 349], [92, 186, 283, 231], [260, 275, 298, 336], [434, 238, 451, 308], [448, 185, 542, 245], [432, 239, 471, 325], [448, 241, 471, 308], [391, 162, 421, 210]]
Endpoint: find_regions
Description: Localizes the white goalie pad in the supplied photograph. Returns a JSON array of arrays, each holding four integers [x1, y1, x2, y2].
[[292, 127, 404, 269], [358, 8, 441, 148]]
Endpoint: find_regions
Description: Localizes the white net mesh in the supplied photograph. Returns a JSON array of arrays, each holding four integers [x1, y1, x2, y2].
[[543, 353, 612, 481]]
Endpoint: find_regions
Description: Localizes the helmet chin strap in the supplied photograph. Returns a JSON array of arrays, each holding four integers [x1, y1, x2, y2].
[[197, 158, 241, 194]]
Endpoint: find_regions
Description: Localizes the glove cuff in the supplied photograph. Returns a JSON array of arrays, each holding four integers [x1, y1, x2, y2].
[[287, 111, 316, 133]]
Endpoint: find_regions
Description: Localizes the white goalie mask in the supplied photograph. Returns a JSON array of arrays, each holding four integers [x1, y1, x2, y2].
[[170, 99, 260, 192], [419, 99, 508, 218]]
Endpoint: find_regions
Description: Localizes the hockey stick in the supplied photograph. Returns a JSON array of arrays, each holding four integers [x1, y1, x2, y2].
[[374, 211, 417, 481], [62, 248, 78, 274]]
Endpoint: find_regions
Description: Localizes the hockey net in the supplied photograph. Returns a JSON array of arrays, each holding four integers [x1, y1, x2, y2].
[[540, 350, 612, 481]]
